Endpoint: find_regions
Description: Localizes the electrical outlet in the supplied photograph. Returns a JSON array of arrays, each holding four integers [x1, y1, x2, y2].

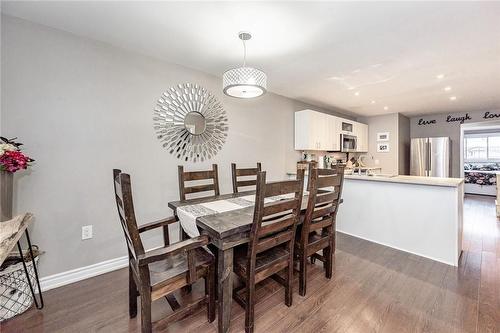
[[82, 225, 93, 240]]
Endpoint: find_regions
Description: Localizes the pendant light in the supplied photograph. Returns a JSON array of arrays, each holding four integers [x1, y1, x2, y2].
[[223, 32, 267, 98]]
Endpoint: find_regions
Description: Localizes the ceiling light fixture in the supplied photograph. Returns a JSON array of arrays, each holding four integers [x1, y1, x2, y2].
[[436, 74, 445, 79], [449, 96, 457, 101], [384, 106, 389, 110], [371, 100, 376, 104], [444, 86, 452, 92], [354, 91, 360, 96], [223, 32, 267, 99]]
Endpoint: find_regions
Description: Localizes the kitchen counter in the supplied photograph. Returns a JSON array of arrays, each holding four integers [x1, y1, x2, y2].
[[344, 174, 464, 187], [338, 176, 464, 266], [286, 170, 464, 266], [286, 171, 464, 188]]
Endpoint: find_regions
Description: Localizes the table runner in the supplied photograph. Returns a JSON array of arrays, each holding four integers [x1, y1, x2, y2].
[[177, 194, 295, 237]]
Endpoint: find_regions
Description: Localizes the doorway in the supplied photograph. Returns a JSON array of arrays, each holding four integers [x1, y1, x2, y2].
[[460, 121, 500, 196]]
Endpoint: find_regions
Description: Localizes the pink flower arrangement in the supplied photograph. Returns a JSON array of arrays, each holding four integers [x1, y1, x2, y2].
[[0, 137, 34, 173]]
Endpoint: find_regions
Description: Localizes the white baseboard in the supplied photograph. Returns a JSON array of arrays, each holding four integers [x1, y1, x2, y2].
[[39, 255, 129, 292], [39, 245, 163, 292]]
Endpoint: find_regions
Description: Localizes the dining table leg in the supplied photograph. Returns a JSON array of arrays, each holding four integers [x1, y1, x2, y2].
[[217, 247, 233, 333]]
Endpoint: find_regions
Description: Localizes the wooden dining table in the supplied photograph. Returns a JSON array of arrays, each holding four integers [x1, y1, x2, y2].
[[168, 191, 341, 333]]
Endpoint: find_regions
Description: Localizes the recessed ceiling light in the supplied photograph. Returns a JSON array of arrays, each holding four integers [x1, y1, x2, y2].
[[444, 86, 452, 92], [371, 100, 376, 104], [384, 106, 389, 110], [449, 96, 457, 101], [436, 74, 445, 79], [354, 91, 360, 96]]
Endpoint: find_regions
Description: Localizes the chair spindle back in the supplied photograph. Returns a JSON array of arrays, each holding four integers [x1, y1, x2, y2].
[[231, 162, 262, 193], [178, 164, 220, 201]]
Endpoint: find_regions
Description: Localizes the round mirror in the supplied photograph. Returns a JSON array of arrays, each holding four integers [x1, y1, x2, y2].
[[184, 112, 206, 135]]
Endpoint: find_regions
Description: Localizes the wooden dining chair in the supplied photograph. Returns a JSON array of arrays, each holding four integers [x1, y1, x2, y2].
[[295, 165, 345, 296], [307, 164, 345, 190], [232, 169, 304, 333], [231, 162, 262, 193], [113, 169, 215, 332], [178, 164, 220, 201]]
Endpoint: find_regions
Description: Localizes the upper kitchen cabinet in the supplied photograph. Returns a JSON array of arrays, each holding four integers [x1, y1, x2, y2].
[[295, 110, 338, 150], [335, 118, 355, 135], [354, 122, 369, 152], [294, 109, 367, 152], [326, 115, 339, 151]]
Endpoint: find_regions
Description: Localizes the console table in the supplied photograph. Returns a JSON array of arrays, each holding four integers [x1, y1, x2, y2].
[[0, 213, 44, 310]]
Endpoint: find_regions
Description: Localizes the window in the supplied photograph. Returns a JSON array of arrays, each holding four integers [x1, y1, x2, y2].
[[488, 136, 500, 159], [465, 137, 487, 160], [464, 134, 500, 161]]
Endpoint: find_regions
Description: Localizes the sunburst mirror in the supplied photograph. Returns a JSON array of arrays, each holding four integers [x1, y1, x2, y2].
[[153, 83, 228, 162]]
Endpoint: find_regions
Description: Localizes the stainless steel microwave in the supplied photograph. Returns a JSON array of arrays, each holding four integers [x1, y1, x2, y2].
[[341, 134, 357, 152]]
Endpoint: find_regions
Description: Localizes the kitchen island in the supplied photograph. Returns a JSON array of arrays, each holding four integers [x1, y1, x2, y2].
[[287, 172, 464, 266], [339, 174, 464, 266]]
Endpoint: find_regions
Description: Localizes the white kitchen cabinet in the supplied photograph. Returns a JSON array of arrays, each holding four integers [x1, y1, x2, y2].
[[295, 110, 327, 150], [326, 116, 339, 151], [354, 122, 369, 152], [295, 109, 367, 152], [314, 112, 328, 150], [336, 118, 355, 135]]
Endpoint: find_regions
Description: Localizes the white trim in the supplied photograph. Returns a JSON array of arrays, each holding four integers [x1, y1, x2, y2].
[[39, 255, 128, 292], [39, 246, 163, 292]]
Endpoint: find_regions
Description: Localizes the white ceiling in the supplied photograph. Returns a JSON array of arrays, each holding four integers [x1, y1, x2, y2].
[[2, 1, 500, 117]]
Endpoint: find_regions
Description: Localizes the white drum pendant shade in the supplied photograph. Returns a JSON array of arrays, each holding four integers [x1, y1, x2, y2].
[[223, 67, 267, 98], [223, 31, 267, 99]]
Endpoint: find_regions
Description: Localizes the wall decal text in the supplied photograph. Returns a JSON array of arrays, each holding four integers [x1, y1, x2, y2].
[[418, 118, 437, 126], [446, 113, 471, 124], [483, 111, 500, 119]]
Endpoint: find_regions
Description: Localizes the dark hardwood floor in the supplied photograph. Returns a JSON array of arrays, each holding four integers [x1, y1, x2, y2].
[[2, 194, 499, 332]]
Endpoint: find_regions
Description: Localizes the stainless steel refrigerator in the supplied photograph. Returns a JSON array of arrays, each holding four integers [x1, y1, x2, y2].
[[410, 137, 451, 177]]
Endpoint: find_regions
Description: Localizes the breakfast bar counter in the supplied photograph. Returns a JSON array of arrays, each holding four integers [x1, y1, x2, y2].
[[343, 174, 464, 187], [337, 175, 464, 266], [287, 171, 464, 266]]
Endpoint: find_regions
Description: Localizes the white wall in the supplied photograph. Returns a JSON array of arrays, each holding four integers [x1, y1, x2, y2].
[[358, 113, 400, 174], [398, 114, 410, 175], [1, 15, 350, 277], [410, 109, 500, 177], [356, 113, 410, 175]]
